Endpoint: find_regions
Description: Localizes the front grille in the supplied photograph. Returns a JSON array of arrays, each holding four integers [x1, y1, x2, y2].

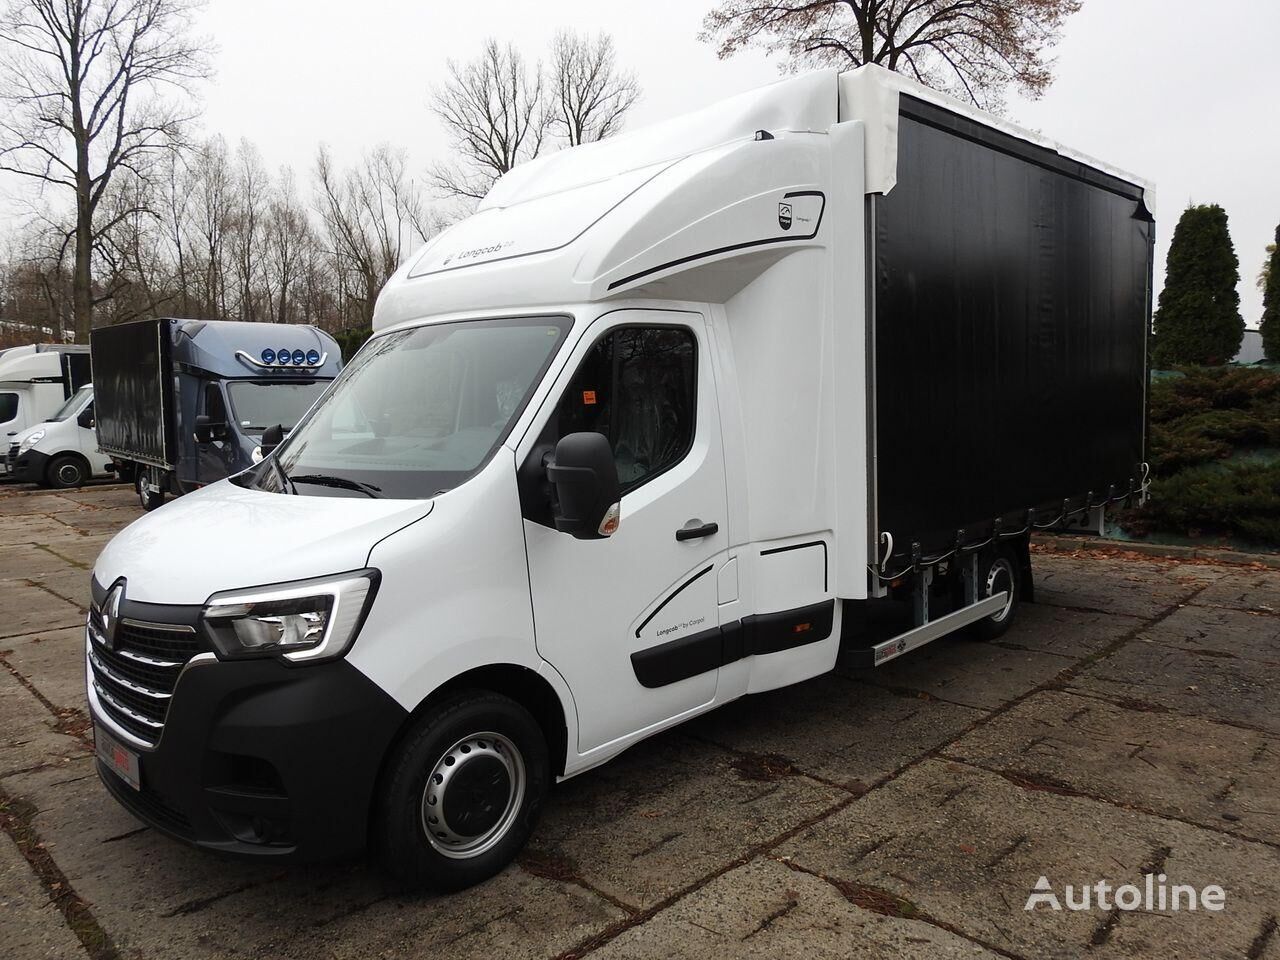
[[88, 606, 203, 747], [5, 443, 16, 473]]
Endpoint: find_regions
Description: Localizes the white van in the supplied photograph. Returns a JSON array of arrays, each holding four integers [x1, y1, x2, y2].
[[7, 385, 113, 488], [0, 343, 91, 475], [87, 66, 1152, 891]]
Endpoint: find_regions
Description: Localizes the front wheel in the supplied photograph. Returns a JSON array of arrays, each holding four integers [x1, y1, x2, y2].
[[969, 545, 1022, 641], [374, 691, 549, 892], [46, 454, 88, 489]]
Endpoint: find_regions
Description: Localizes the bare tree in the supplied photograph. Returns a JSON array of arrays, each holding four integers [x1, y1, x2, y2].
[[188, 135, 233, 317], [699, 0, 1081, 111], [0, 0, 210, 340], [156, 149, 194, 314], [95, 169, 173, 322], [430, 39, 545, 203], [229, 139, 267, 320], [3, 218, 76, 338], [263, 166, 311, 324], [315, 144, 431, 329], [548, 30, 640, 146]]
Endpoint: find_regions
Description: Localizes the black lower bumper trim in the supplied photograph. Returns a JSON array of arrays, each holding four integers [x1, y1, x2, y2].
[[92, 656, 407, 863]]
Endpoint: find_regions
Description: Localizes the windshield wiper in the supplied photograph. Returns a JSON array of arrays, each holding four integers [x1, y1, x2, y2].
[[289, 474, 383, 498], [270, 456, 294, 495]]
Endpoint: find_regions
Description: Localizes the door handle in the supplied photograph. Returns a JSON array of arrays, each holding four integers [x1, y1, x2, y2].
[[676, 520, 719, 541]]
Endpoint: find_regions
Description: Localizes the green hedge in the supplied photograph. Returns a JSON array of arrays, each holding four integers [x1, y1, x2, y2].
[[1117, 366, 1280, 545]]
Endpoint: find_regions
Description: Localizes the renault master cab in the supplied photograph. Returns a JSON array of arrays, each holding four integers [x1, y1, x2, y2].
[[87, 66, 1152, 891]]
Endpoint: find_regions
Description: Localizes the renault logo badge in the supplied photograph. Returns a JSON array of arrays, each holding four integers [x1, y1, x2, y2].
[[102, 582, 124, 650]]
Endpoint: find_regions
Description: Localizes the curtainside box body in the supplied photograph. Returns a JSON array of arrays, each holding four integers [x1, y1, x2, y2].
[[90, 318, 175, 469], [859, 91, 1152, 569]]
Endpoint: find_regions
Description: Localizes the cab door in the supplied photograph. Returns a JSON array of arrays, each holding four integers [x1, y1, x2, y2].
[[195, 382, 236, 485], [520, 311, 730, 755], [74, 398, 101, 469]]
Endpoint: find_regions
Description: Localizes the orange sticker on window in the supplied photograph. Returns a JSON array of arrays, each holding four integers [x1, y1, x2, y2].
[[582, 390, 597, 405]]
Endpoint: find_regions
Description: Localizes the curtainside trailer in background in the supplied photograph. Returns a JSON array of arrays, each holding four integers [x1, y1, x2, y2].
[[85, 65, 1152, 891]]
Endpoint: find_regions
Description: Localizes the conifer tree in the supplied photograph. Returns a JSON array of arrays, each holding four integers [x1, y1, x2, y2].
[[1261, 225, 1280, 361], [1152, 204, 1244, 367]]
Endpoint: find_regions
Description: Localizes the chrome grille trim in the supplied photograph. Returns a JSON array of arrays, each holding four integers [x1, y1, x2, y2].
[[120, 618, 197, 633], [87, 622, 184, 669], [88, 650, 172, 700], [92, 680, 164, 729], [86, 603, 209, 749], [112, 646, 184, 669]]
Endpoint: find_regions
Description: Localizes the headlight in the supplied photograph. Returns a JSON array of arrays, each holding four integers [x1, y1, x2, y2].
[[201, 569, 379, 663], [18, 429, 45, 454]]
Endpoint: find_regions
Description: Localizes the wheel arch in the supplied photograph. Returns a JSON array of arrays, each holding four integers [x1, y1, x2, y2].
[[384, 663, 571, 781], [46, 450, 91, 486]]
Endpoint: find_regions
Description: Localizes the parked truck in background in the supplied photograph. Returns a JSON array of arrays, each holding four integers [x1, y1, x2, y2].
[[0, 344, 92, 478], [86, 66, 1152, 892], [6, 384, 114, 488], [89, 318, 341, 510]]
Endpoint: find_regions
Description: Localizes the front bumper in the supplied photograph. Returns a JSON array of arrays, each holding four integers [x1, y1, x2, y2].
[[9, 448, 47, 483], [90, 644, 408, 863]]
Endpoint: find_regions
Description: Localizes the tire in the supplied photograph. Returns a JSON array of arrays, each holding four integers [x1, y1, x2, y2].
[[135, 468, 166, 511], [969, 545, 1021, 641], [374, 690, 549, 892], [45, 454, 88, 489]]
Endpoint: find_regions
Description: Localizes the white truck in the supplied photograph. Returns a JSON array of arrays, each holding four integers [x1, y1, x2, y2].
[[86, 65, 1152, 891], [6, 384, 114, 488], [0, 343, 91, 479]]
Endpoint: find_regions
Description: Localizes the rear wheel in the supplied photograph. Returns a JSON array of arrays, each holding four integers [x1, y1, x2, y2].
[[375, 691, 549, 892], [135, 467, 166, 511], [969, 545, 1021, 641], [45, 454, 88, 489]]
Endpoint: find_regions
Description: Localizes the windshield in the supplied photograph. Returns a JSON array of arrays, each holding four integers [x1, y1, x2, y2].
[[244, 316, 570, 499], [226, 381, 330, 433], [49, 385, 92, 422]]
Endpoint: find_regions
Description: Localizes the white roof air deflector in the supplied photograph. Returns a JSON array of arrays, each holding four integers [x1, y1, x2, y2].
[[482, 69, 839, 210], [408, 162, 671, 279]]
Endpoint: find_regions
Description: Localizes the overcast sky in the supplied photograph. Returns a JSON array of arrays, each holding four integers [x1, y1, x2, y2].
[[5, 0, 1278, 325]]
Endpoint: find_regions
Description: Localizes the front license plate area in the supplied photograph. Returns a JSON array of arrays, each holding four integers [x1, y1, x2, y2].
[[95, 724, 140, 790]]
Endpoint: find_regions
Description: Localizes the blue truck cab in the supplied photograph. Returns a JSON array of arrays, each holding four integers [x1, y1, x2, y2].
[[90, 318, 342, 510]]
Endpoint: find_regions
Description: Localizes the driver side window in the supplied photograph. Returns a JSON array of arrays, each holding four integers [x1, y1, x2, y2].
[[204, 383, 228, 424], [552, 325, 697, 493], [0, 392, 18, 425]]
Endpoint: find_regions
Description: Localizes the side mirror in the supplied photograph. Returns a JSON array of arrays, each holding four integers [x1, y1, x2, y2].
[[260, 423, 284, 457], [77, 410, 94, 429], [195, 414, 230, 444], [546, 432, 621, 539]]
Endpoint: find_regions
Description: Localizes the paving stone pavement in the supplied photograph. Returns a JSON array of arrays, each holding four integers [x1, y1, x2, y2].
[[0, 484, 1277, 960]]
